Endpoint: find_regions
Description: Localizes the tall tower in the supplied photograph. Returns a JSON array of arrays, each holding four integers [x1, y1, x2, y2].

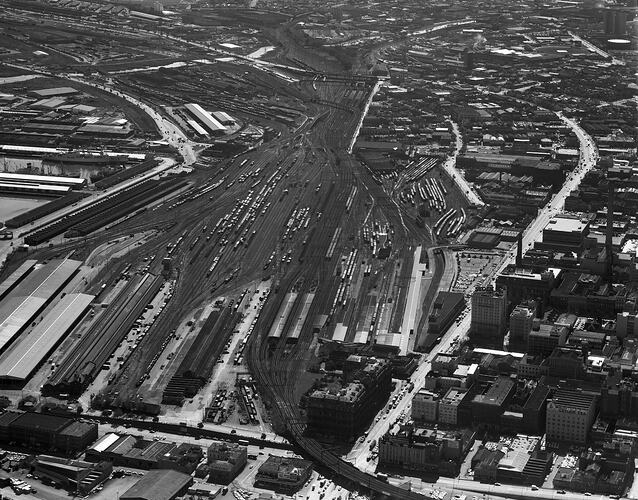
[[470, 285, 508, 349], [606, 181, 614, 280], [516, 232, 523, 268]]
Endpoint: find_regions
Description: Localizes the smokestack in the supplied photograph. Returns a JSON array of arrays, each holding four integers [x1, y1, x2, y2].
[[516, 232, 523, 268], [606, 181, 614, 280]]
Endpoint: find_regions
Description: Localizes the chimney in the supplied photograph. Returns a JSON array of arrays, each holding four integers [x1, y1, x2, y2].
[[516, 232, 523, 268], [606, 181, 614, 280]]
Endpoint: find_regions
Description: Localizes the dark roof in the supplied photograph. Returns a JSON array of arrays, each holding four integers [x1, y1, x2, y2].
[[120, 469, 192, 500], [0, 411, 22, 427], [12, 412, 70, 433], [58, 420, 96, 438]]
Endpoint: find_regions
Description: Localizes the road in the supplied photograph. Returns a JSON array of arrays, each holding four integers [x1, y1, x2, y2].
[[442, 119, 484, 207], [347, 112, 599, 493], [495, 112, 599, 276], [70, 77, 198, 166], [437, 477, 614, 500]]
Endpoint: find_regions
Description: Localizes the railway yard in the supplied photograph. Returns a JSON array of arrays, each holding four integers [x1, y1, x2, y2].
[[0, 0, 628, 498]]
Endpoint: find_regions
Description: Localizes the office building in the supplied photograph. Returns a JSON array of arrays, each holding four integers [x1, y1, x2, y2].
[[412, 390, 439, 422], [546, 389, 597, 444], [509, 302, 536, 350], [307, 357, 391, 438], [207, 442, 246, 484], [470, 285, 508, 349], [254, 456, 312, 494]]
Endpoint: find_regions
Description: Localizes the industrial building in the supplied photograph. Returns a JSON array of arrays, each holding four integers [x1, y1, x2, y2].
[[184, 103, 227, 136], [0, 411, 97, 453], [120, 469, 193, 500], [86, 433, 203, 473], [33, 455, 112, 494], [0, 293, 94, 384], [0, 259, 82, 357], [0, 172, 85, 189]]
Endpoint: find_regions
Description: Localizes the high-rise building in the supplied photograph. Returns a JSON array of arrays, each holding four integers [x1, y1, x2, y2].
[[509, 302, 537, 350], [470, 285, 508, 349], [616, 312, 638, 338]]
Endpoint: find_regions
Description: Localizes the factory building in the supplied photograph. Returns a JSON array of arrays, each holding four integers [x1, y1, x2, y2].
[[184, 103, 227, 136], [0, 411, 97, 454], [34, 455, 112, 494], [120, 469, 193, 500]]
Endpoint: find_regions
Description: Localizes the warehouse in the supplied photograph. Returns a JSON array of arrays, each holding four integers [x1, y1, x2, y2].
[[184, 103, 226, 135], [0, 258, 82, 355], [0, 260, 37, 302], [0, 293, 94, 384], [33, 87, 79, 97], [0, 182, 71, 197], [0, 172, 84, 189], [212, 111, 234, 126], [0, 411, 97, 453], [120, 469, 193, 500]]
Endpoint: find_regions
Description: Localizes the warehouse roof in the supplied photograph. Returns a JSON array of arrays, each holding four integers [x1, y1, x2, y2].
[[120, 469, 192, 500], [0, 293, 93, 380], [90, 433, 120, 453], [0, 260, 37, 302], [12, 411, 70, 433], [33, 87, 78, 97], [0, 259, 82, 354], [58, 420, 96, 438], [0, 172, 85, 187], [0, 182, 71, 194]]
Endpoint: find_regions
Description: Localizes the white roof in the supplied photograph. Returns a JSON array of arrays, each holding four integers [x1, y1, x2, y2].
[[0, 293, 94, 380], [0, 172, 85, 186], [91, 433, 120, 452]]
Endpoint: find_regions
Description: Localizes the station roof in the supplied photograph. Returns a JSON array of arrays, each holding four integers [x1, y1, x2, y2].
[[0, 293, 94, 380]]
